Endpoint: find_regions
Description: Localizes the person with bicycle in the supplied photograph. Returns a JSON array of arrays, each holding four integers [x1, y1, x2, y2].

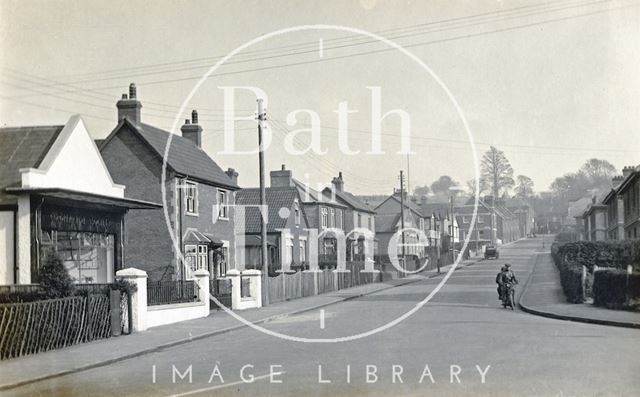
[[499, 264, 518, 307]]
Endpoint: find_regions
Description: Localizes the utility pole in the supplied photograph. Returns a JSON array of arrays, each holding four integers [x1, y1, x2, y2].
[[450, 194, 456, 261], [399, 171, 406, 260], [257, 98, 269, 306]]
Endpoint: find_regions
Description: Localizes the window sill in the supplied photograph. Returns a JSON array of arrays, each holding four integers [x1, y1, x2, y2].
[[186, 212, 199, 217]]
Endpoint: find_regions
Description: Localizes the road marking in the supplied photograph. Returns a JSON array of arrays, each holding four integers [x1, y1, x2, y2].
[[318, 38, 324, 58], [168, 373, 279, 397], [320, 309, 325, 329]]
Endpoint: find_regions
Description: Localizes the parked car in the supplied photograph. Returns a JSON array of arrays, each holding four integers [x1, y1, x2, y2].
[[484, 245, 499, 259]]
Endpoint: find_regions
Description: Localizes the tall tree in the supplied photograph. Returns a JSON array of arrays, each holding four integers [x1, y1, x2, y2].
[[515, 175, 534, 199], [430, 175, 459, 195], [480, 146, 515, 199]]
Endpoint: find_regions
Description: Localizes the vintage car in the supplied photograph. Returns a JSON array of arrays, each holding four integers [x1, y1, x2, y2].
[[484, 245, 499, 259]]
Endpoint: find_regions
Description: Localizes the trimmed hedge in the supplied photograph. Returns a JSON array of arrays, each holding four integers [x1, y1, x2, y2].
[[593, 269, 640, 310]]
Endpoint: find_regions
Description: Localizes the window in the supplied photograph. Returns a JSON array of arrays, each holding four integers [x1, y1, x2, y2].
[[321, 207, 328, 228], [337, 209, 343, 229], [419, 218, 425, 231], [368, 216, 372, 231], [217, 244, 229, 277], [217, 189, 228, 219], [185, 244, 208, 274], [185, 182, 198, 215], [299, 239, 307, 263], [357, 213, 362, 228], [294, 202, 301, 226], [330, 208, 335, 228]]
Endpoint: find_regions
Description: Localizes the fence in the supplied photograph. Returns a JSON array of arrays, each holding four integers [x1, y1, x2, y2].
[[266, 263, 390, 304], [0, 294, 113, 360], [147, 280, 197, 306]]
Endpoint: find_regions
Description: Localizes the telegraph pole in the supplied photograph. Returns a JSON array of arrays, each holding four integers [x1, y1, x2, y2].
[[399, 171, 406, 259], [257, 98, 269, 305]]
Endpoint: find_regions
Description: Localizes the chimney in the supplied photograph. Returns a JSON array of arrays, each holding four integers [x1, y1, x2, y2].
[[225, 168, 239, 185], [270, 164, 293, 187], [116, 83, 142, 125], [622, 166, 635, 179], [612, 175, 624, 189], [181, 110, 203, 148], [331, 172, 344, 192]]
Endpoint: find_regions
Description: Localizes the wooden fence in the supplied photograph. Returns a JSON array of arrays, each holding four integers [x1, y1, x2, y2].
[[266, 264, 396, 304], [0, 294, 113, 360]]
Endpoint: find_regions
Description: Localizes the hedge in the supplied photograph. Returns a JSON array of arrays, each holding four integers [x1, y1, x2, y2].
[[593, 269, 640, 310]]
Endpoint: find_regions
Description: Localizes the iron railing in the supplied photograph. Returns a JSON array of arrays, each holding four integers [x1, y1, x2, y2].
[[147, 280, 197, 306]]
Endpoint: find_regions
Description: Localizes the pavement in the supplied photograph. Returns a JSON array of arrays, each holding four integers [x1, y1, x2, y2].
[[0, 259, 476, 393], [518, 249, 640, 328]]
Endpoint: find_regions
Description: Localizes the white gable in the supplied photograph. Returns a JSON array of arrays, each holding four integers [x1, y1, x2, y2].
[[20, 115, 125, 198]]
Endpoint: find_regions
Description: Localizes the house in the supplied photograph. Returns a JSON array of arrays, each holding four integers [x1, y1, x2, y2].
[[419, 199, 460, 252], [456, 196, 520, 245], [98, 84, 240, 281], [374, 191, 430, 260], [0, 115, 158, 285], [236, 186, 309, 271], [582, 195, 607, 242], [617, 165, 640, 240], [455, 197, 494, 248], [602, 175, 625, 241], [322, 172, 377, 261], [268, 165, 348, 267]]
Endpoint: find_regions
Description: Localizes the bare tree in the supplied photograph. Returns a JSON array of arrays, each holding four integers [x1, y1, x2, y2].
[[481, 146, 515, 199], [466, 177, 489, 196], [515, 175, 534, 199]]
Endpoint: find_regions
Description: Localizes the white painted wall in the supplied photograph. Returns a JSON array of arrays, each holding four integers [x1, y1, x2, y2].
[[16, 196, 31, 284], [146, 302, 208, 329], [0, 211, 14, 284], [20, 115, 125, 198]]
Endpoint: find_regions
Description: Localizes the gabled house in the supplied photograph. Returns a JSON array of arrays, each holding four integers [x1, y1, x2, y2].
[[582, 194, 607, 242], [322, 172, 377, 261], [455, 198, 494, 247], [0, 115, 158, 285], [617, 165, 640, 240], [99, 84, 240, 281], [506, 197, 535, 238], [236, 186, 309, 271], [374, 191, 430, 259], [268, 165, 348, 267]]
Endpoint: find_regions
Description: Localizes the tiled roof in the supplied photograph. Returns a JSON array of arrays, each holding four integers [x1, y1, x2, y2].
[[236, 187, 305, 233], [375, 213, 400, 233], [327, 189, 375, 213], [293, 179, 346, 207], [375, 194, 427, 217], [101, 119, 239, 189], [0, 125, 64, 205]]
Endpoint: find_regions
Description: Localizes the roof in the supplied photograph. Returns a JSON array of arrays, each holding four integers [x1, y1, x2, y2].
[[0, 125, 65, 205], [375, 194, 427, 217], [100, 119, 239, 190], [420, 202, 450, 218], [236, 187, 307, 233], [323, 188, 375, 213], [617, 168, 639, 195], [293, 179, 346, 208], [4, 187, 160, 209]]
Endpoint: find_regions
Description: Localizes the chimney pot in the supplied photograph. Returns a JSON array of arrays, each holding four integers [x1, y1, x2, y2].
[[191, 109, 198, 124], [185, 119, 190, 124], [117, 84, 142, 125], [129, 83, 137, 99], [121, 94, 128, 99], [281, 164, 286, 170], [271, 166, 293, 187]]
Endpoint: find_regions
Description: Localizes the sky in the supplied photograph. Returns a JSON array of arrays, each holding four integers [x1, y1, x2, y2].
[[1, 0, 639, 195]]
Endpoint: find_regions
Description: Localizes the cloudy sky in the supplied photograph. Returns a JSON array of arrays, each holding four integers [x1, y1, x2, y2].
[[1, 0, 638, 195]]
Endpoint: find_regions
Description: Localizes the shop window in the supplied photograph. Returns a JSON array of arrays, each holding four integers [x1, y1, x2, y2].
[[43, 231, 115, 284], [185, 182, 198, 215]]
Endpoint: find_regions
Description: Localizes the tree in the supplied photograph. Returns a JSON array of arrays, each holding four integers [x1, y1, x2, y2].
[[480, 146, 515, 199], [549, 159, 616, 199], [515, 175, 534, 199], [413, 185, 431, 196], [466, 177, 489, 197], [39, 250, 75, 298], [430, 175, 459, 195]]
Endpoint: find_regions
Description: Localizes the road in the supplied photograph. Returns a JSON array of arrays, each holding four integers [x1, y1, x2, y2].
[[7, 237, 640, 396]]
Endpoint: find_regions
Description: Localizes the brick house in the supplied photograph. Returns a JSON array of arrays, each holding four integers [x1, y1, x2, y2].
[[617, 165, 640, 240], [321, 172, 377, 261], [236, 186, 309, 272], [582, 195, 607, 242], [0, 115, 158, 285], [374, 191, 431, 260], [456, 196, 520, 245], [99, 84, 240, 281]]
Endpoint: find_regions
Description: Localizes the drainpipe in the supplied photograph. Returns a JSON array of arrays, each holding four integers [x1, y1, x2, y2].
[[178, 178, 184, 281]]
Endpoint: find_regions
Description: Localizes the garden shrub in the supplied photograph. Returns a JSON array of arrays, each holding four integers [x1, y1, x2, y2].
[[592, 269, 627, 308], [38, 250, 75, 299]]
